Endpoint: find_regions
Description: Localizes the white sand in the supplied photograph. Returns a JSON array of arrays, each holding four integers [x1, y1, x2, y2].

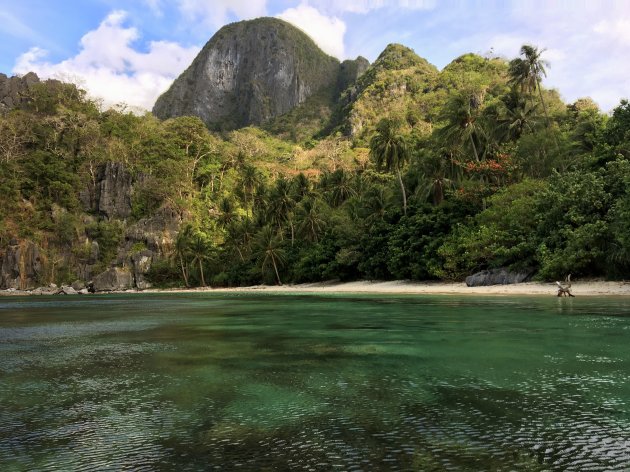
[[150, 280, 630, 297], [4, 280, 630, 296]]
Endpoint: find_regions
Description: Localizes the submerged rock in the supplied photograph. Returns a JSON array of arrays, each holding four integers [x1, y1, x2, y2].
[[465, 268, 533, 287]]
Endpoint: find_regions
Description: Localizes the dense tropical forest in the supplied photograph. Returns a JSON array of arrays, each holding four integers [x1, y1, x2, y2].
[[1, 44, 629, 289]]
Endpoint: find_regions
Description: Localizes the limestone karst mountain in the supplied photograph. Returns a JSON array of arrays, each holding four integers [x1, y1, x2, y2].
[[153, 17, 351, 131]]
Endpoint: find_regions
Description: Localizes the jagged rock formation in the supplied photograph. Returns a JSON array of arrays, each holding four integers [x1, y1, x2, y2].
[[124, 207, 182, 255], [118, 207, 182, 289], [153, 18, 340, 130], [338, 57, 370, 95], [262, 54, 369, 141], [0, 72, 40, 112], [0, 239, 43, 290], [131, 250, 154, 290], [92, 267, 133, 292], [80, 162, 134, 219]]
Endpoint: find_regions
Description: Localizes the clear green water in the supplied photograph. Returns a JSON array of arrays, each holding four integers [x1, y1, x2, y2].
[[1, 294, 629, 471]]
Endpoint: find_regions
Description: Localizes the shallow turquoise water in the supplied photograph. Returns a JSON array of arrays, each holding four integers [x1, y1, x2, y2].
[[1, 293, 629, 471]]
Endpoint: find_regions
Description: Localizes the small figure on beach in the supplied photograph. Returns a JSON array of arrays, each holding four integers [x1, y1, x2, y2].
[[556, 274, 575, 297]]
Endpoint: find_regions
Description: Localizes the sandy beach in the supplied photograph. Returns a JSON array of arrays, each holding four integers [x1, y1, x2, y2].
[[147, 280, 630, 297], [3, 280, 630, 297]]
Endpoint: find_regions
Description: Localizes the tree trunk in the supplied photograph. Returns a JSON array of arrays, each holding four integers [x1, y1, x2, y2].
[[434, 180, 444, 206], [198, 259, 206, 287], [290, 220, 295, 246], [179, 254, 189, 287], [469, 134, 480, 162], [271, 254, 282, 286], [396, 166, 407, 215]]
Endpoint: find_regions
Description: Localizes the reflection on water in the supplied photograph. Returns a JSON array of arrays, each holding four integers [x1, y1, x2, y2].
[[1, 294, 629, 471]]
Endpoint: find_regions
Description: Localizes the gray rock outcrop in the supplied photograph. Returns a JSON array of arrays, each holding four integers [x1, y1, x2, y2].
[[71, 280, 86, 291], [153, 17, 340, 130], [0, 239, 43, 290], [125, 206, 182, 255], [465, 268, 534, 287], [338, 56, 370, 94], [80, 162, 133, 219], [92, 267, 133, 292], [57, 285, 78, 295], [131, 250, 153, 289], [0, 72, 40, 112], [30, 285, 58, 295]]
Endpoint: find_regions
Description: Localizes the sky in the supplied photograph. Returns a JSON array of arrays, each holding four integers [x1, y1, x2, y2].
[[1, 0, 629, 112]]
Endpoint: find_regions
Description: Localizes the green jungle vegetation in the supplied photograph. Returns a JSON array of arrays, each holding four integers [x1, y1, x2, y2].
[[1, 44, 630, 287]]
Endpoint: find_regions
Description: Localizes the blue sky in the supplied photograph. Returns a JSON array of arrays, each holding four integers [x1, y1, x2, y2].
[[1, 0, 629, 111]]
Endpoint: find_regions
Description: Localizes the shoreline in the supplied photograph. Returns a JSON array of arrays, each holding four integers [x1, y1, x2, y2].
[[3, 280, 630, 297], [160, 280, 630, 297]]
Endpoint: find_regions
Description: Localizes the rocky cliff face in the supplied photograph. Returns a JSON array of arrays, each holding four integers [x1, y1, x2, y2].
[[338, 57, 370, 95], [0, 72, 40, 113], [80, 162, 134, 219], [153, 18, 340, 130], [0, 240, 43, 290]]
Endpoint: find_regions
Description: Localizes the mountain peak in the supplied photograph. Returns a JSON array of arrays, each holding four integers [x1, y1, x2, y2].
[[373, 43, 427, 70], [152, 17, 340, 131]]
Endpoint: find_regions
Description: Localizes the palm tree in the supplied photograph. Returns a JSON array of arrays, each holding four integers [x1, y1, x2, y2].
[[416, 153, 458, 206], [224, 217, 256, 262], [295, 197, 327, 243], [320, 170, 357, 207], [175, 225, 193, 287], [509, 44, 551, 127], [239, 165, 261, 215], [189, 233, 211, 287], [369, 119, 410, 215], [291, 173, 311, 202], [501, 95, 540, 141], [361, 184, 393, 224], [267, 177, 295, 242], [254, 225, 286, 285], [437, 88, 487, 163], [252, 181, 268, 219], [217, 197, 236, 228]]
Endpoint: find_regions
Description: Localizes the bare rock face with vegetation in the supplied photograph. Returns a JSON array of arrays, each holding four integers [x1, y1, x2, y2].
[[92, 267, 133, 292], [153, 18, 340, 130], [0, 72, 40, 112], [80, 162, 134, 220], [0, 240, 43, 290]]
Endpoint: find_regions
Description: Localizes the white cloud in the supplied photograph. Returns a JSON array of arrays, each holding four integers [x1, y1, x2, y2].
[[277, 3, 346, 58], [177, 0, 267, 26], [12, 10, 199, 111], [593, 19, 630, 46]]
